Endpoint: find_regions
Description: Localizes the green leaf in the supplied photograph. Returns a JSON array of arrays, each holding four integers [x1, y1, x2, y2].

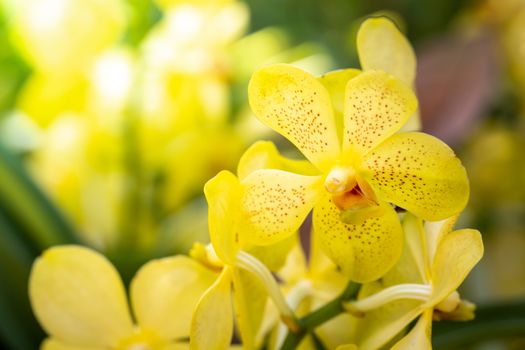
[[0, 142, 79, 250], [0, 211, 45, 349], [0, 142, 80, 347]]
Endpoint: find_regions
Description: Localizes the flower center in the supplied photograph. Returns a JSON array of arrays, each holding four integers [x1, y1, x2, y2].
[[325, 166, 378, 213], [324, 166, 357, 194], [332, 184, 376, 212]]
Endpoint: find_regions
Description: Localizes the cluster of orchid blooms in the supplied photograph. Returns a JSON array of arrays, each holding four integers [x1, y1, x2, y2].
[[28, 17, 483, 350]]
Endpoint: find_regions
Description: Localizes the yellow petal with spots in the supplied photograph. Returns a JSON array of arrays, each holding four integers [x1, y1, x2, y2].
[[313, 194, 403, 283], [204, 171, 243, 264], [363, 132, 469, 221], [131, 256, 218, 341], [29, 246, 133, 348], [429, 229, 483, 306], [42, 338, 102, 350], [357, 17, 416, 87], [391, 310, 432, 350], [190, 268, 234, 350], [318, 68, 362, 139], [237, 140, 319, 180], [248, 64, 340, 171], [232, 268, 268, 349], [241, 169, 323, 245], [343, 70, 417, 156]]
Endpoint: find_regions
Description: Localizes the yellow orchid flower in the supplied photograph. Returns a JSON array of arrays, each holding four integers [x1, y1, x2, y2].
[[29, 245, 217, 350], [29, 113, 128, 249], [244, 62, 468, 283], [344, 214, 483, 350], [190, 170, 297, 350]]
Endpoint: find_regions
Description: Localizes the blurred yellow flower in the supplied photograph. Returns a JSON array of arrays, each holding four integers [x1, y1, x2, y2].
[[30, 245, 217, 350], [11, 0, 125, 74], [244, 62, 468, 282], [29, 113, 127, 249], [503, 7, 525, 103]]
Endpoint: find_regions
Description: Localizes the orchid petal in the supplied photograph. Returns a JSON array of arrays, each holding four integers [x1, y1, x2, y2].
[[424, 215, 459, 265], [248, 64, 340, 170], [429, 229, 483, 306], [190, 268, 234, 350], [357, 17, 416, 87], [318, 68, 362, 138], [313, 194, 403, 283], [384, 214, 429, 286], [363, 132, 469, 221], [232, 268, 268, 349], [343, 70, 417, 156], [204, 171, 243, 263], [29, 246, 133, 348], [391, 310, 433, 350], [131, 256, 218, 340], [238, 140, 319, 180], [41, 338, 102, 350], [241, 169, 323, 245]]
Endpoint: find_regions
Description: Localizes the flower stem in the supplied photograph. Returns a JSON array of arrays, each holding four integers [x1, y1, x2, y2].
[[280, 281, 360, 350]]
